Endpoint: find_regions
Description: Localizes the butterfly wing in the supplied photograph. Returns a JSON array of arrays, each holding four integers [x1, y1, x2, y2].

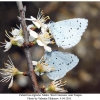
[[49, 18, 88, 49], [43, 51, 79, 80]]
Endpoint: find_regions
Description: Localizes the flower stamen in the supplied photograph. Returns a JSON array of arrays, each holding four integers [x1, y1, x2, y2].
[[5, 30, 12, 39], [45, 79, 68, 93], [0, 56, 24, 88]]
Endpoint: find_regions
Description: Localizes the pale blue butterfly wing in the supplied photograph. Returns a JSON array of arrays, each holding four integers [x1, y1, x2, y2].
[[49, 18, 88, 49], [43, 51, 79, 80]]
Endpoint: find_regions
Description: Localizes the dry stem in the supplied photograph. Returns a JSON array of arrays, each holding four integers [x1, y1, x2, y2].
[[16, 1, 40, 93]]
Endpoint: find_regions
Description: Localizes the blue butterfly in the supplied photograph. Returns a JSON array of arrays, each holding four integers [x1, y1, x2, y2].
[[48, 18, 88, 49], [33, 51, 79, 80]]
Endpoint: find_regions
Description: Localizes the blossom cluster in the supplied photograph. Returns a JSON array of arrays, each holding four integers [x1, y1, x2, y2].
[[0, 9, 55, 52], [0, 8, 88, 93]]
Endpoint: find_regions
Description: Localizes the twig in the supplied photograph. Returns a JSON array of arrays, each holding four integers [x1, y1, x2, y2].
[[16, 1, 40, 93]]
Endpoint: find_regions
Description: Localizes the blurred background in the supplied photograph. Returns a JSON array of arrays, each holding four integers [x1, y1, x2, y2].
[[0, 2, 100, 93]]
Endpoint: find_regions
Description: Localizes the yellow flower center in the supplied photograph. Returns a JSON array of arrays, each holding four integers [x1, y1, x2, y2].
[[34, 63, 44, 74]]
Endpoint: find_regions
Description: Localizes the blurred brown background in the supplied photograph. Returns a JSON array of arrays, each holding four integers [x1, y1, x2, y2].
[[0, 2, 100, 93]]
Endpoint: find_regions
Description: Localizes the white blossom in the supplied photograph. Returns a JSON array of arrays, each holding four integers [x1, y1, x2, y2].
[[45, 80, 67, 93], [10, 25, 23, 37], [0, 56, 23, 88], [11, 28, 20, 37], [37, 31, 54, 52], [25, 9, 50, 33], [28, 25, 54, 52], [32, 57, 55, 76], [0, 29, 24, 52], [14, 35, 24, 45], [0, 40, 12, 52], [27, 24, 38, 41]]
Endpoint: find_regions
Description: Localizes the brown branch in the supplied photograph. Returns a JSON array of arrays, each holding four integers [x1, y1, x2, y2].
[[16, 1, 40, 93]]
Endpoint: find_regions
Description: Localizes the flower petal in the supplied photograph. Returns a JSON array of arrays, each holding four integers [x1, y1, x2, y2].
[[30, 16, 36, 20], [44, 45, 52, 52], [29, 30, 38, 38], [32, 22, 41, 29], [29, 36, 35, 42], [14, 36, 24, 45], [30, 16, 41, 29], [8, 76, 13, 88], [4, 42, 12, 52], [32, 61, 38, 65], [36, 39, 44, 46], [25, 17, 36, 21], [11, 28, 20, 36], [27, 24, 34, 30], [35, 70, 39, 76], [41, 24, 48, 33]]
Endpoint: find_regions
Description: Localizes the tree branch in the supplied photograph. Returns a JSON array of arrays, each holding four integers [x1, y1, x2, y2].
[[16, 1, 40, 93]]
